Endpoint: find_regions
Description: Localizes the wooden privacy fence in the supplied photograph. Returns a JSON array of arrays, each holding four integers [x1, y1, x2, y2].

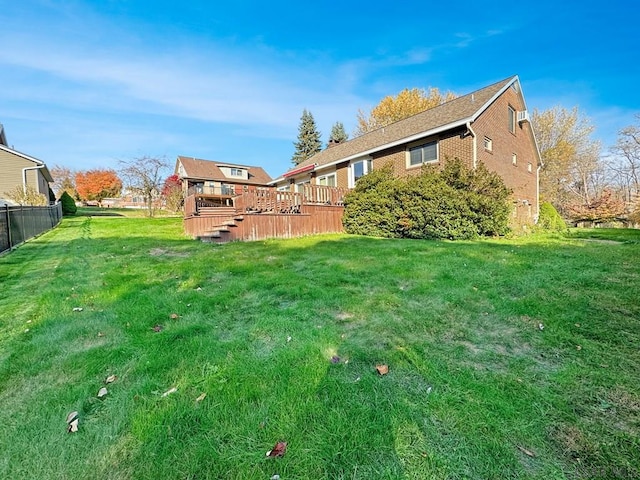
[[0, 203, 63, 254]]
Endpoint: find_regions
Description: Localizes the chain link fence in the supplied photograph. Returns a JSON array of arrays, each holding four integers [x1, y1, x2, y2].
[[0, 203, 63, 255]]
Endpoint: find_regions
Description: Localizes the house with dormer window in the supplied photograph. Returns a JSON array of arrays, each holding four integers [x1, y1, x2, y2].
[[175, 156, 272, 206]]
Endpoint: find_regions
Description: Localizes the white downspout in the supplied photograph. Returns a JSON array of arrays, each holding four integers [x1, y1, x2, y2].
[[22, 164, 46, 194], [466, 122, 477, 169]]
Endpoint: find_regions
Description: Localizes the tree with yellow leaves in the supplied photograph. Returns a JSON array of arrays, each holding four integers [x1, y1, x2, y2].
[[355, 87, 456, 136], [531, 106, 602, 216]]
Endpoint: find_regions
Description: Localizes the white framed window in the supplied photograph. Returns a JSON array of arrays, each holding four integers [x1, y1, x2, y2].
[[408, 141, 438, 167], [508, 106, 516, 133], [484, 137, 493, 152], [230, 168, 243, 177], [527, 162, 532, 173], [349, 158, 373, 187], [296, 180, 310, 193], [317, 173, 336, 187], [512, 153, 517, 166]]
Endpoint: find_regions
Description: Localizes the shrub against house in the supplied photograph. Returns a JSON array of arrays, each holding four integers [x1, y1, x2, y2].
[[271, 75, 541, 230]]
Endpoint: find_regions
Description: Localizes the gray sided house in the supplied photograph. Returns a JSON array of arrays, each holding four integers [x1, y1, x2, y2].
[[0, 123, 54, 205], [175, 156, 272, 206], [271, 75, 541, 226]]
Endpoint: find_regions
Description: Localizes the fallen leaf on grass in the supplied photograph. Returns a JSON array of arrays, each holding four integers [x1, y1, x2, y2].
[[73, 307, 83, 312], [105, 375, 117, 384], [68, 418, 79, 433], [66, 411, 79, 424], [376, 364, 389, 375], [517, 445, 536, 458], [97, 332, 104, 337], [195, 393, 207, 402], [97, 387, 108, 398], [152, 324, 164, 332], [170, 313, 179, 320], [330, 355, 341, 364], [161, 387, 177, 397], [266, 441, 287, 457], [66, 411, 79, 433]]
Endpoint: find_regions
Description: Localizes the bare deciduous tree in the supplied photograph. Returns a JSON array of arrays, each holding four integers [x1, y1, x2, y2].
[[119, 156, 171, 216]]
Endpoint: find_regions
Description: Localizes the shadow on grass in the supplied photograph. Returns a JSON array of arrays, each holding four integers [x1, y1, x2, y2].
[[1, 220, 639, 478]]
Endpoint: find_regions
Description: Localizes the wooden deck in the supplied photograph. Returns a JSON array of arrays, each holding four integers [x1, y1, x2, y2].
[[183, 185, 348, 243]]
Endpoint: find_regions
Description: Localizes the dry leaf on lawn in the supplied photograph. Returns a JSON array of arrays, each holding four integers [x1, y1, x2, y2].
[[66, 411, 79, 424], [517, 445, 536, 458], [152, 324, 163, 332], [195, 393, 207, 402], [105, 374, 117, 384], [68, 418, 79, 433], [376, 364, 389, 375], [170, 313, 179, 320], [266, 441, 287, 457], [97, 387, 108, 398], [161, 387, 177, 397]]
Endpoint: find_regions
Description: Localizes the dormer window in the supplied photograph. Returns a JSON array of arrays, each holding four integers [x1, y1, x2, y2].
[[230, 168, 243, 177]]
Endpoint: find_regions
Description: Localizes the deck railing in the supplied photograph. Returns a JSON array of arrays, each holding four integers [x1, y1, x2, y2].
[[234, 185, 348, 214], [185, 185, 349, 217]]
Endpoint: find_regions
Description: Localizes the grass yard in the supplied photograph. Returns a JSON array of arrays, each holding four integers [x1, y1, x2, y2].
[[0, 215, 638, 479]]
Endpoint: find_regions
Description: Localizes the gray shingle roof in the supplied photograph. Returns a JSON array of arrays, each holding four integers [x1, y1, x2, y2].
[[279, 76, 516, 177]]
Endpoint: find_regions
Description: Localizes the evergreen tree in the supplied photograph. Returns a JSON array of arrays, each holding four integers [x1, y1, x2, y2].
[[328, 121, 348, 147], [292, 109, 322, 165]]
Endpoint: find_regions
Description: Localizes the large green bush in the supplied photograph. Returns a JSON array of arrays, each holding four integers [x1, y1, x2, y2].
[[343, 159, 512, 240], [537, 201, 566, 231], [59, 190, 77, 216]]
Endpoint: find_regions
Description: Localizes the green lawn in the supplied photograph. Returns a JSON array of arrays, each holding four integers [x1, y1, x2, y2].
[[0, 216, 638, 479]]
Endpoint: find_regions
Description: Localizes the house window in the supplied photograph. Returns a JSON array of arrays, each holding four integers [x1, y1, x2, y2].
[[512, 153, 517, 166], [508, 106, 516, 133], [296, 180, 310, 193], [349, 158, 373, 187], [230, 168, 243, 177], [221, 184, 234, 195], [408, 141, 438, 167], [527, 162, 532, 173], [317, 174, 336, 187], [484, 136, 493, 152], [277, 185, 289, 192]]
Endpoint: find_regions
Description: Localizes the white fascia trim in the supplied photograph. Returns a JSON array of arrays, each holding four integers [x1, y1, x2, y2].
[[0, 144, 45, 165], [469, 75, 518, 123], [312, 119, 473, 173]]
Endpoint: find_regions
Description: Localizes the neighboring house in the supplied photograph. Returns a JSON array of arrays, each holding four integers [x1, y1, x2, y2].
[[175, 156, 272, 206], [271, 75, 541, 225], [0, 123, 54, 205]]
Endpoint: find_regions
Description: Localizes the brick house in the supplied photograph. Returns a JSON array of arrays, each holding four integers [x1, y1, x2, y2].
[[271, 75, 541, 225], [176, 156, 272, 206]]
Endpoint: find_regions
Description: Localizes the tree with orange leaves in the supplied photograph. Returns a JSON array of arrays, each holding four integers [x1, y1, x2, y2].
[[75, 169, 122, 202]]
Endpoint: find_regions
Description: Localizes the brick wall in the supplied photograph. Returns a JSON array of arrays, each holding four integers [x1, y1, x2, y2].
[[473, 85, 539, 224]]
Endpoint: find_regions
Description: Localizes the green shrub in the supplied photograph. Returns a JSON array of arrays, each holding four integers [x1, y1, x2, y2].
[[59, 190, 77, 216], [343, 158, 512, 240], [537, 201, 566, 231]]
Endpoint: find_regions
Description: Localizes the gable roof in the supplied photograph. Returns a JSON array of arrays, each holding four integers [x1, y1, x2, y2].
[[0, 143, 54, 182], [176, 156, 272, 185], [274, 75, 521, 182]]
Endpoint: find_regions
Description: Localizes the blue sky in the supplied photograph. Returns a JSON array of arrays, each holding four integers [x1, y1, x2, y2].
[[1, 0, 638, 179]]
